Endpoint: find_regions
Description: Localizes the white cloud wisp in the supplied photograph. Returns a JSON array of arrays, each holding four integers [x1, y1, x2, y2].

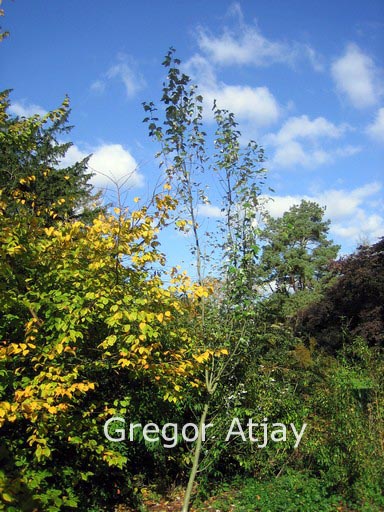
[[331, 44, 382, 109], [196, 3, 323, 71], [366, 107, 384, 143], [265, 115, 358, 169], [91, 54, 146, 99], [9, 101, 47, 118]]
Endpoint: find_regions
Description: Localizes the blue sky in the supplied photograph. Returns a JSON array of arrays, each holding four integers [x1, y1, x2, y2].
[[1, 0, 383, 266]]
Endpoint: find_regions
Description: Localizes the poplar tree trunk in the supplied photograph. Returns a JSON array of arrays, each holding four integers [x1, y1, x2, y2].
[[181, 402, 209, 512]]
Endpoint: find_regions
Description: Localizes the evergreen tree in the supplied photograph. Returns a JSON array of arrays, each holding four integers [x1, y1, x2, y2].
[[0, 90, 101, 225], [259, 200, 340, 295]]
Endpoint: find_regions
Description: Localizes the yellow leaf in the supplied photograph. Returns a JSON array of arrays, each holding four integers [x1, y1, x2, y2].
[[44, 226, 55, 236], [2, 493, 13, 503], [194, 285, 209, 298], [193, 350, 212, 364]]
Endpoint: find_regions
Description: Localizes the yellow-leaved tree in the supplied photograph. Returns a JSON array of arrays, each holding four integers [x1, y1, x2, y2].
[[0, 96, 210, 510]]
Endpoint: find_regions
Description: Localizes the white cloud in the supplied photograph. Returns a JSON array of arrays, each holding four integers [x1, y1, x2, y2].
[[106, 62, 145, 98], [266, 182, 381, 219], [303, 45, 324, 73], [184, 54, 217, 89], [198, 204, 224, 218], [331, 44, 382, 108], [265, 195, 301, 218], [332, 211, 384, 240], [204, 84, 280, 126], [270, 115, 348, 144], [89, 144, 143, 188], [61, 143, 144, 189], [272, 141, 331, 168], [263, 182, 384, 243], [197, 26, 288, 67], [91, 54, 145, 98], [185, 55, 280, 127], [90, 79, 106, 94], [366, 107, 384, 142], [333, 145, 362, 158], [196, 4, 323, 71], [266, 115, 356, 169], [316, 182, 382, 219], [60, 145, 88, 167], [9, 101, 47, 118]]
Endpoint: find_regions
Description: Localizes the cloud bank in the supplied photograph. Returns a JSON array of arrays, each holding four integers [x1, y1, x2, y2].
[[264, 182, 383, 243]]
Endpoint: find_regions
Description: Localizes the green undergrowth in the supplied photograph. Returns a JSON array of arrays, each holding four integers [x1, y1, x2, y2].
[[195, 470, 379, 512]]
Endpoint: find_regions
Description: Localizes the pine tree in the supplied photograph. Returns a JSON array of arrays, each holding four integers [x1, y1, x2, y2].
[[260, 200, 340, 295]]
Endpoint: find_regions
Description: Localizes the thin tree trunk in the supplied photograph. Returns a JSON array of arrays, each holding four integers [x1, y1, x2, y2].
[[181, 402, 209, 512]]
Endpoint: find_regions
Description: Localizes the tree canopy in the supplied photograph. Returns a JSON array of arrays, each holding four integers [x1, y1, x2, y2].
[[0, 90, 101, 225], [259, 200, 340, 294], [296, 237, 384, 351]]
